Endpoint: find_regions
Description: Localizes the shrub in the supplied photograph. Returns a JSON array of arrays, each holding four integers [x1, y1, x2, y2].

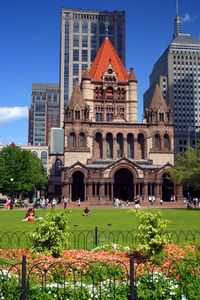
[[133, 210, 169, 257], [27, 210, 71, 257]]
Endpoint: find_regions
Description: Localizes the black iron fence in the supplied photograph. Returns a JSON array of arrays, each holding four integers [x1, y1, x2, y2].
[[0, 256, 199, 299], [0, 229, 200, 250]]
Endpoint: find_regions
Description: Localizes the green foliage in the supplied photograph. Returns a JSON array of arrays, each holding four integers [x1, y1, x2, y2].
[[27, 210, 71, 257], [169, 145, 200, 190], [0, 145, 47, 195], [133, 210, 169, 257]]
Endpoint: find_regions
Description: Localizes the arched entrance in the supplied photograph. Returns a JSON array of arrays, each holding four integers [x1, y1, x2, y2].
[[72, 171, 85, 201], [162, 173, 174, 201], [114, 168, 133, 201]]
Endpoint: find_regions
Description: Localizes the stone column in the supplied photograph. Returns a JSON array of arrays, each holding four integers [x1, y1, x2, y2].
[[123, 138, 127, 158], [134, 183, 136, 197], [111, 183, 114, 200], [102, 138, 107, 159], [113, 138, 117, 159], [134, 138, 138, 160], [143, 182, 148, 201]]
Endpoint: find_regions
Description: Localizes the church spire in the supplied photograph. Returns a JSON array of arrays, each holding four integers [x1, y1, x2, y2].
[[174, 0, 181, 37]]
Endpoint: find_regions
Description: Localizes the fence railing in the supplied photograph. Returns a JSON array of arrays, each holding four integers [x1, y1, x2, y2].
[[0, 256, 199, 299], [0, 229, 200, 250]]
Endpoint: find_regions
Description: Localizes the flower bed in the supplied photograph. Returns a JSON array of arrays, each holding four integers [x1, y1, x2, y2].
[[0, 244, 199, 299]]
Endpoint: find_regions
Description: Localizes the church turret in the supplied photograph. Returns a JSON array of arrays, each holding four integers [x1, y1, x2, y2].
[[65, 79, 89, 122], [145, 83, 173, 124]]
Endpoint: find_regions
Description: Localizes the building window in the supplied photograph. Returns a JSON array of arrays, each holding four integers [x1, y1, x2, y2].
[[73, 21, 79, 33], [41, 151, 47, 164], [154, 134, 161, 150], [55, 159, 62, 176], [69, 133, 76, 148], [73, 35, 79, 47], [82, 22, 88, 34], [82, 50, 88, 62], [79, 132, 86, 147], [73, 49, 79, 61], [99, 23, 105, 34], [91, 22, 96, 34], [164, 134, 170, 151], [96, 113, 103, 122], [73, 64, 79, 76], [82, 35, 88, 48], [91, 35, 96, 48], [91, 50, 96, 62]]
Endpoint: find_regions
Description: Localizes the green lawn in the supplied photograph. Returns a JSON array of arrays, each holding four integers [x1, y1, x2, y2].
[[0, 208, 199, 249], [0, 208, 199, 231]]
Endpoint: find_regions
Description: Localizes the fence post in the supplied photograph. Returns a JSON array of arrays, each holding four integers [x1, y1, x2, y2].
[[21, 255, 26, 300], [95, 227, 98, 247], [130, 255, 135, 300]]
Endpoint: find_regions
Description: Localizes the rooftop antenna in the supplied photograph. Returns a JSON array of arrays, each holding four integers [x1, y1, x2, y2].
[[176, 0, 179, 15], [174, 0, 181, 37]]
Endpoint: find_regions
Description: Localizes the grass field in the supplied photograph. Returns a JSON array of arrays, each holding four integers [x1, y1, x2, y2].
[[0, 208, 199, 231]]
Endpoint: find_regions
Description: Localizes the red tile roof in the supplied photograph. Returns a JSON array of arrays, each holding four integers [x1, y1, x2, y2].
[[89, 38, 129, 82]]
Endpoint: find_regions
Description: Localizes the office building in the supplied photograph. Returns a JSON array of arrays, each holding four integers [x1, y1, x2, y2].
[[144, 7, 200, 154], [59, 8, 126, 126], [28, 84, 60, 146]]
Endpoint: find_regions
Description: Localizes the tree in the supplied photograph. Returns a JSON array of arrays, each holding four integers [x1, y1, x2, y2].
[[169, 145, 200, 190], [0, 145, 47, 196]]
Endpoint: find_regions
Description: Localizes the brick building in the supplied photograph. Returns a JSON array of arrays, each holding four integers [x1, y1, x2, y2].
[[49, 37, 182, 203]]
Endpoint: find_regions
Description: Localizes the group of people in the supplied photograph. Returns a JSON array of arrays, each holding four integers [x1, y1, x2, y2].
[[33, 197, 58, 210], [113, 196, 141, 209]]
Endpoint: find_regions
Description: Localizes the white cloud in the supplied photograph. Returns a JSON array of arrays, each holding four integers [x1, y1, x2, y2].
[[182, 13, 197, 23], [0, 106, 28, 123]]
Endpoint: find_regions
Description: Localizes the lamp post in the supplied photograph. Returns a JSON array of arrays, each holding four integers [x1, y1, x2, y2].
[[10, 178, 14, 210]]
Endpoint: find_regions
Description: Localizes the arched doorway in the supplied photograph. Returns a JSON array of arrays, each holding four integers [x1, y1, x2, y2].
[[72, 172, 85, 201], [114, 168, 134, 201], [162, 173, 174, 201]]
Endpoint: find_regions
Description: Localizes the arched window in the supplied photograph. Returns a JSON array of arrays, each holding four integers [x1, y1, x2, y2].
[[75, 110, 80, 120], [164, 134, 170, 151], [106, 86, 113, 99], [154, 134, 161, 150], [117, 133, 123, 158], [41, 151, 47, 164], [79, 132, 86, 147], [127, 133, 134, 159], [69, 132, 76, 148], [82, 22, 88, 34], [159, 112, 165, 122], [32, 151, 38, 157], [96, 113, 103, 122], [95, 132, 103, 159], [73, 22, 79, 33], [106, 133, 113, 159], [55, 159, 62, 176], [91, 22, 96, 34]]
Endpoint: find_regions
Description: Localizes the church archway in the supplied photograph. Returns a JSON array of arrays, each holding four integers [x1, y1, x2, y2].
[[114, 168, 134, 201], [72, 171, 85, 201], [162, 173, 174, 201]]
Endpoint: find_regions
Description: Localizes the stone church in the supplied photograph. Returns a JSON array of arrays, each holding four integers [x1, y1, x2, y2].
[[49, 37, 183, 203]]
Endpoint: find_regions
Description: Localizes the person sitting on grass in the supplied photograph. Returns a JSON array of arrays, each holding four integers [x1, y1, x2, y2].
[[82, 207, 90, 216], [23, 208, 35, 221]]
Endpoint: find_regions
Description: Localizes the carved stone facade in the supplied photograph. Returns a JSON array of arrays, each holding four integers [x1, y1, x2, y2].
[[50, 38, 182, 202]]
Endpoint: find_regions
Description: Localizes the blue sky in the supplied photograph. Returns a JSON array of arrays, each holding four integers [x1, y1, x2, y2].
[[0, 0, 199, 145]]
